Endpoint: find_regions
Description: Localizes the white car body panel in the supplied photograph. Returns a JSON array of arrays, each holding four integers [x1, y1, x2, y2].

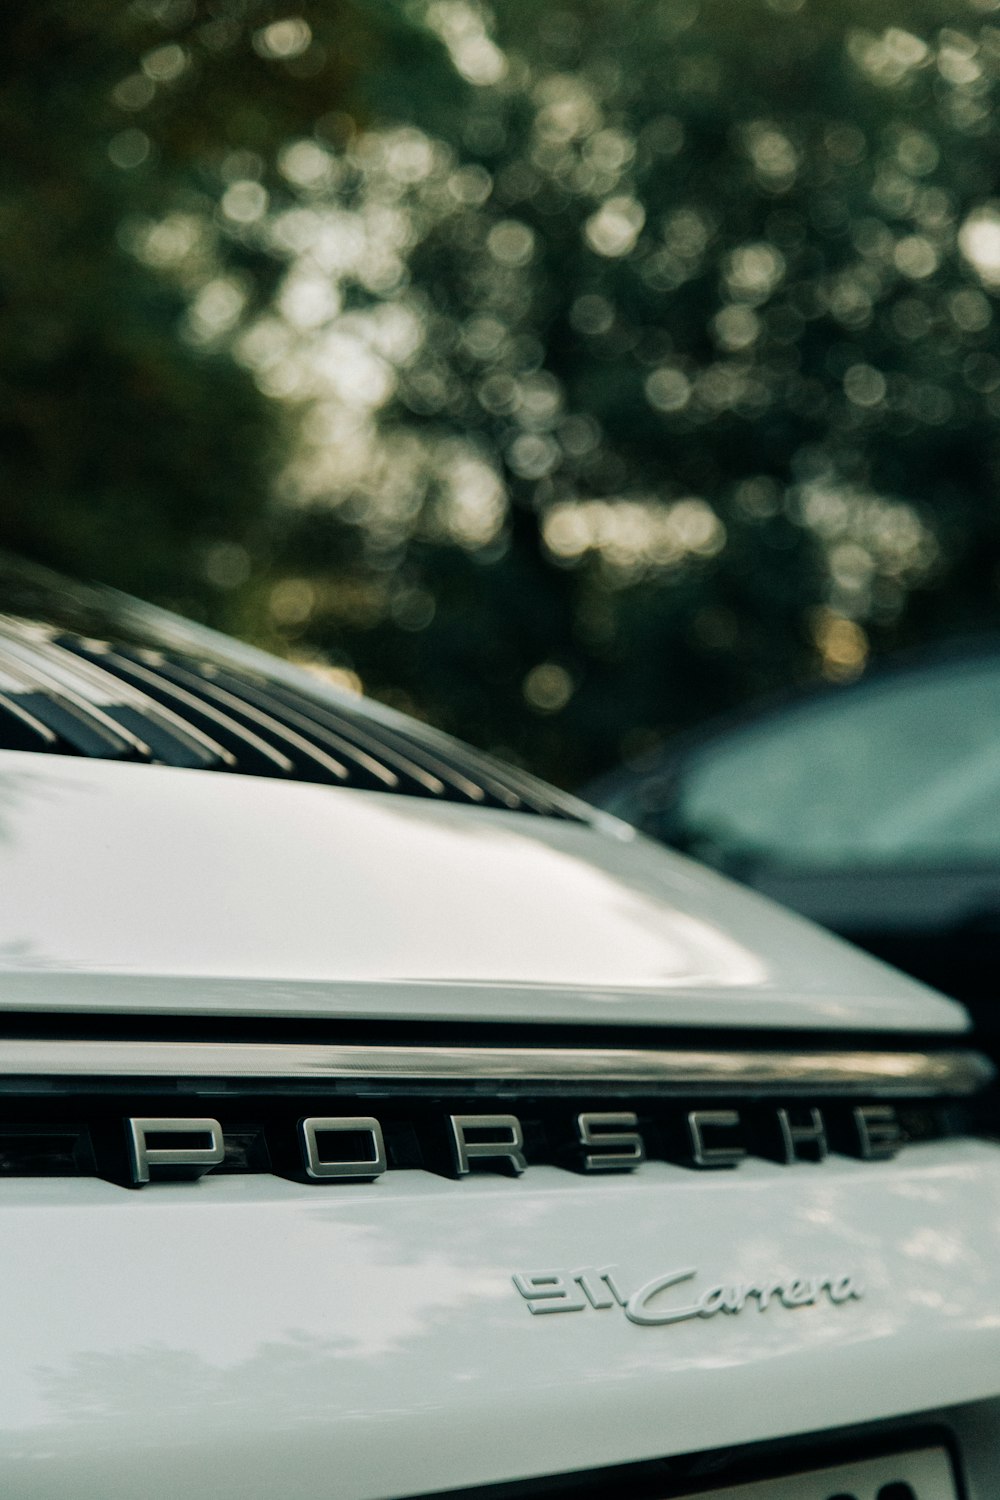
[[0, 582, 995, 1497], [0, 753, 966, 1034], [0, 1145, 999, 1497]]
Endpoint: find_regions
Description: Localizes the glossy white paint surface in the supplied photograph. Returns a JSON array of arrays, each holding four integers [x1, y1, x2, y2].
[[0, 753, 966, 1032], [0, 1142, 998, 1497], [0, 685, 994, 1496]]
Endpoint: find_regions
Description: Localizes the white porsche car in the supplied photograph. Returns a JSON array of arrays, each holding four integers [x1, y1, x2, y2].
[[0, 555, 996, 1498]]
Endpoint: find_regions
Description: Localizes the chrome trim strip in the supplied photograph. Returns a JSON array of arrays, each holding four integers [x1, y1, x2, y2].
[[0, 1041, 990, 1096]]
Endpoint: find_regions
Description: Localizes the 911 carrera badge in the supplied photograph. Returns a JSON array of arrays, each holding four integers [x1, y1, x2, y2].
[[512, 1265, 863, 1325]]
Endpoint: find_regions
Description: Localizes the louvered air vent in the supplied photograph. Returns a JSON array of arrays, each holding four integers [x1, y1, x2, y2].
[[0, 617, 579, 818]]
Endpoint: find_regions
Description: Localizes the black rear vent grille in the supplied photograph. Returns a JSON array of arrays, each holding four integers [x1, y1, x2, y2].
[[0, 617, 578, 817]]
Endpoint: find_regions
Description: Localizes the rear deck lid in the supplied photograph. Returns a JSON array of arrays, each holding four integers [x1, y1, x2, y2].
[[0, 751, 967, 1034]]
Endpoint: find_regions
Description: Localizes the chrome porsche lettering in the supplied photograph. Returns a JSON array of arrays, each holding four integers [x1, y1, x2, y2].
[[776, 1106, 829, 1163], [449, 1113, 526, 1176], [122, 1101, 906, 1185], [126, 1116, 226, 1185], [299, 1116, 386, 1180], [576, 1112, 645, 1171], [854, 1103, 906, 1160], [686, 1109, 746, 1168], [514, 1264, 864, 1324]]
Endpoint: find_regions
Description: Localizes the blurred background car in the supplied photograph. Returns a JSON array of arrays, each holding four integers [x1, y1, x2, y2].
[[586, 641, 1000, 1012]]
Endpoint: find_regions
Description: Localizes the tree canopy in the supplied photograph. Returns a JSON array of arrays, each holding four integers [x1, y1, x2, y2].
[[4, 0, 1000, 782]]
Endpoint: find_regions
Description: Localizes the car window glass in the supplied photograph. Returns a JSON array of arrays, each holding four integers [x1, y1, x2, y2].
[[672, 657, 1000, 871]]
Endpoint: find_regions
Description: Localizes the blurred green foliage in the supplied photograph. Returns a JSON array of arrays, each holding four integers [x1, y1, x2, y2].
[[3, 0, 1000, 783]]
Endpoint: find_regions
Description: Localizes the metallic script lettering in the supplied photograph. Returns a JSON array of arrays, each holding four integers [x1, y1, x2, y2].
[[514, 1265, 864, 1325], [625, 1268, 863, 1325]]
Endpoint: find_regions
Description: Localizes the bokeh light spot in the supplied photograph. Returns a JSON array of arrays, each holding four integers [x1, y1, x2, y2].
[[253, 18, 313, 60], [524, 662, 575, 713]]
